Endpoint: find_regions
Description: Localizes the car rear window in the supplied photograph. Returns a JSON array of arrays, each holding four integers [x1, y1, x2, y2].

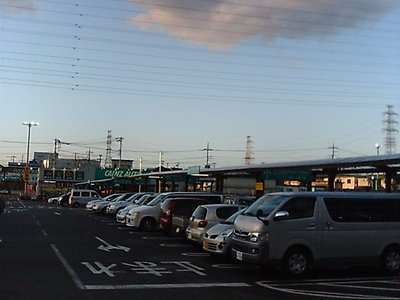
[[192, 207, 207, 219], [216, 206, 239, 219]]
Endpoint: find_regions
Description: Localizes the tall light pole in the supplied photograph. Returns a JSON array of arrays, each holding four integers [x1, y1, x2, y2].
[[22, 121, 38, 195], [22, 121, 39, 166], [375, 143, 382, 155]]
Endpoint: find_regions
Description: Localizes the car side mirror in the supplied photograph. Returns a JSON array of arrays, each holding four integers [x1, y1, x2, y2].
[[256, 209, 269, 225], [274, 211, 289, 221]]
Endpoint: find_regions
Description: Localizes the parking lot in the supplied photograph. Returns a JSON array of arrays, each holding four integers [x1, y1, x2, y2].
[[0, 198, 399, 300]]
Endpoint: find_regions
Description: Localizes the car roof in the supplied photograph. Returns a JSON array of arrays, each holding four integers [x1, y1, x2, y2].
[[198, 204, 239, 208]]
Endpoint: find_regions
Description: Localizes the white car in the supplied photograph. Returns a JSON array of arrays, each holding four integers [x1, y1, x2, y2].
[[47, 195, 62, 204], [116, 194, 158, 223], [86, 193, 122, 210], [125, 192, 224, 231], [105, 193, 146, 215], [93, 193, 134, 214]]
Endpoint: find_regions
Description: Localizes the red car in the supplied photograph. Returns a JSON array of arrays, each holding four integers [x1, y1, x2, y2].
[[159, 197, 221, 233]]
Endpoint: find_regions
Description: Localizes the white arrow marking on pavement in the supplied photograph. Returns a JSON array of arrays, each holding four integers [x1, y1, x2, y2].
[[95, 236, 130, 252]]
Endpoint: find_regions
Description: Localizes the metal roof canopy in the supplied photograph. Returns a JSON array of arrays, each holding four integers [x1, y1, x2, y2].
[[200, 154, 400, 175], [128, 154, 400, 193]]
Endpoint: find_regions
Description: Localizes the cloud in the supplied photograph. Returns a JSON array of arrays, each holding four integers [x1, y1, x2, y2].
[[2, 0, 35, 13], [127, 0, 399, 50]]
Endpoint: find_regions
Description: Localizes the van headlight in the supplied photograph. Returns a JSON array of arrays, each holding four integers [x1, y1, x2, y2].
[[249, 232, 269, 243]]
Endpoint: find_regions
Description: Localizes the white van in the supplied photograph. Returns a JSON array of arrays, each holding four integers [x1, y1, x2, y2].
[[68, 189, 101, 207], [232, 192, 400, 276]]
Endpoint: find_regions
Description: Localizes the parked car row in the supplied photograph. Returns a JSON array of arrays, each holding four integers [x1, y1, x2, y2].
[[46, 190, 400, 277], [82, 191, 248, 258]]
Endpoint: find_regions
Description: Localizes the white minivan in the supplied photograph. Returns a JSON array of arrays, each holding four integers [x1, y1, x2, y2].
[[232, 192, 400, 276], [68, 189, 101, 207]]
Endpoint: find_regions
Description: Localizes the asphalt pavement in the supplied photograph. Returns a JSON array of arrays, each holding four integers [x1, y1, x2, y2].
[[0, 198, 399, 300]]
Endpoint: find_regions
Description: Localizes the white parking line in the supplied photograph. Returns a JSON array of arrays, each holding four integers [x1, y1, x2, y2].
[[50, 244, 86, 290], [160, 243, 193, 248], [84, 282, 250, 290], [212, 264, 259, 269], [182, 252, 210, 257], [143, 236, 182, 240], [257, 277, 400, 300]]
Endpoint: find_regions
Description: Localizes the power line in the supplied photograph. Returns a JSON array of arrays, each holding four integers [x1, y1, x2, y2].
[[3, 1, 398, 37], [2, 48, 399, 90]]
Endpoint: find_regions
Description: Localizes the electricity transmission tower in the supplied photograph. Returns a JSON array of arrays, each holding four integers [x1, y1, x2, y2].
[[244, 136, 254, 165], [203, 142, 213, 168], [105, 130, 113, 168], [383, 105, 398, 154]]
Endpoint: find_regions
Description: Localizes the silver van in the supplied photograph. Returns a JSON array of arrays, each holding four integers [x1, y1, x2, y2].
[[232, 192, 400, 276], [68, 189, 101, 207]]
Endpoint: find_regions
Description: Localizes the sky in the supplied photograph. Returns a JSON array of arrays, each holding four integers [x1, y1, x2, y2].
[[0, 0, 399, 169]]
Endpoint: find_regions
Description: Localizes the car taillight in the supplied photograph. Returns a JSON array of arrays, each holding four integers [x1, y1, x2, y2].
[[198, 220, 208, 228]]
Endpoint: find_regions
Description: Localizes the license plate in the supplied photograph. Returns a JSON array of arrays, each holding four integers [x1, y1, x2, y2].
[[203, 241, 208, 249], [236, 251, 243, 261]]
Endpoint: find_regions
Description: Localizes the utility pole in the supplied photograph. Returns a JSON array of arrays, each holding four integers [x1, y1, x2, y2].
[[329, 143, 336, 159], [74, 153, 78, 168], [98, 154, 102, 167], [139, 157, 143, 192], [116, 137, 124, 168], [53, 138, 60, 169], [105, 130, 112, 168], [139, 157, 143, 173], [203, 142, 213, 168], [158, 151, 164, 192], [158, 151, 164, 172], [87, 148, 93, 164], [244, 136, 254, 165]]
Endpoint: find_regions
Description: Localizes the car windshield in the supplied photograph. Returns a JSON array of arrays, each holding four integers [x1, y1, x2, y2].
[[243, 195, 288, 217], [133, 195, 148, 205], [222, 208, 245, 224], [103, 194, 120, 201], [127, 193, 144, 203], [146, 194, 169, 206]]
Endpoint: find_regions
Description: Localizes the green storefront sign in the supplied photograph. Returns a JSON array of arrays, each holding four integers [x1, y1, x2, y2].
[[95, 168, 140, 180]]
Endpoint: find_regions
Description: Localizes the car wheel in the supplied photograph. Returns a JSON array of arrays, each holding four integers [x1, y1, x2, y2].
[[72, 202, 80, 208], [282, 247, 312, 277], [140, 218, 156, 232], [380, 246, 400, 275]]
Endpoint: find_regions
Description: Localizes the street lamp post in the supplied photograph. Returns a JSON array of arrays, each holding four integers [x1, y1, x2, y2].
[[22, 121, 38, 195], [374, 143, 382, 191], [375, 143, 381, 156]]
